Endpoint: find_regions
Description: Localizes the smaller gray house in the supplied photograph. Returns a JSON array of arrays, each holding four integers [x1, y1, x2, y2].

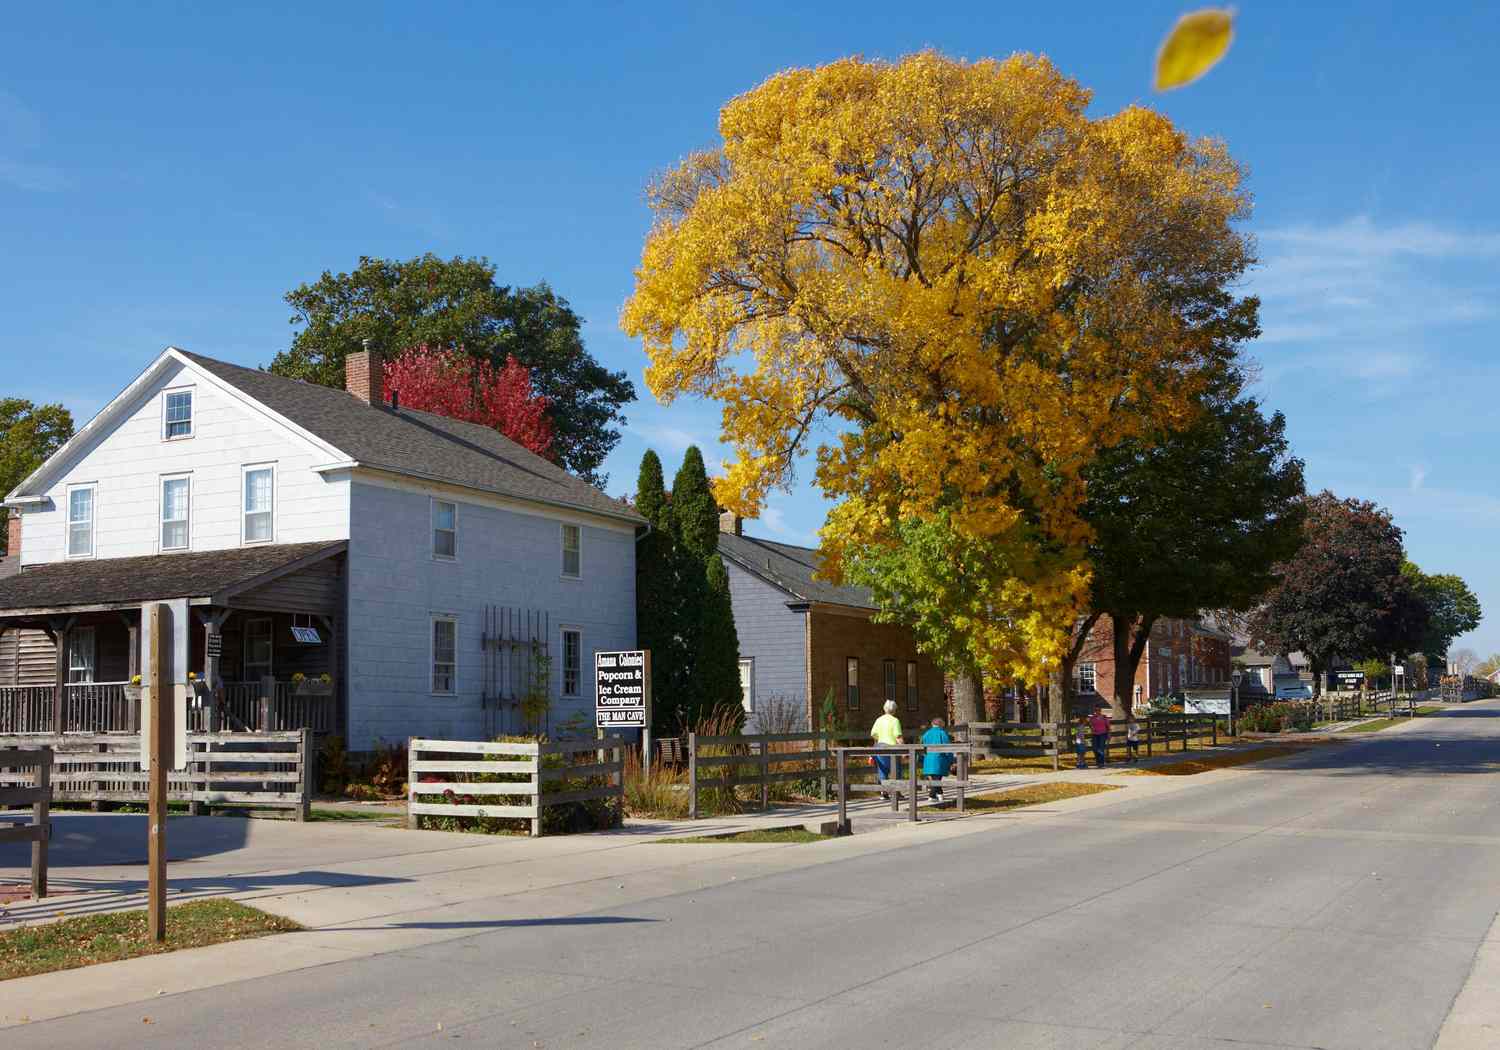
[[716, 514, 944, 734]]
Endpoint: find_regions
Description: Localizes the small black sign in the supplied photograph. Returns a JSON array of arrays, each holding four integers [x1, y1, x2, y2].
[[206, 634, 223, 658], [595, 650, 648, 729]]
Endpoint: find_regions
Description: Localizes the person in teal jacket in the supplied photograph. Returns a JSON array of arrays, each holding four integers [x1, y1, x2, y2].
[[921, 717, 954, 802]]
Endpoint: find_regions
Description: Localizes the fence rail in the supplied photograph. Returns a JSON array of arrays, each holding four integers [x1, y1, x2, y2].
[[686, 730, 871, 820], [0, 731, 312, 818], [958, 715, 1229, 769], [407, 736, 625, 837], [832, 744, 974, 828], [0, 746, 51, 898]]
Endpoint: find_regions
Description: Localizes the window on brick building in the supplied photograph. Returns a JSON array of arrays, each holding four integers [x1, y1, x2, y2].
[[883, 659, 896, 705], [1077, 663, 1097, 694], [846, 657, 860, 709], [905, 661, 918, 711]]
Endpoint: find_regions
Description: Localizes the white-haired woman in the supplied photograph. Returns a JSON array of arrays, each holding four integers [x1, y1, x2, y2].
[[870, 699, 905, 783]]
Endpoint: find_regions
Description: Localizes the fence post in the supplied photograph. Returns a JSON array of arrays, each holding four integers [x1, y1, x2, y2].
[[1212, 716, 1218, 747], [529, 741, 542, 838], [908, 745, 918, 822], [1051, 722, 1060, 771], [759, 739, 769, 812], [688, 731, 698, 821], [956, 746, 967, 814], [32, 748, 51, 899], [836, 748, 848, 834], [298, 728, 313, 822], [820, 731, 829, 802], [405, 739, 420, 829]]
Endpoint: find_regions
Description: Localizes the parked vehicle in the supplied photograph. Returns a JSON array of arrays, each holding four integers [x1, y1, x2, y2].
[[1274, 682, 1314, 700]]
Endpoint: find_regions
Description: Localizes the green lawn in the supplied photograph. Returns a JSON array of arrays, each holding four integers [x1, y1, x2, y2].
[[308, 807, 401, 822], [654, 827, 829, 845], [937, 781, 1120, 811], [0, 899, 300, 981]]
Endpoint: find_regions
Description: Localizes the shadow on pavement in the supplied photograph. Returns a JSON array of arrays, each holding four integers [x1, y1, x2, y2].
[[0, 812, 256, 869], [328, 916, 659, 931]]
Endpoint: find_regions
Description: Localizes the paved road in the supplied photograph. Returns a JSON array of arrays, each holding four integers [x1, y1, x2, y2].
[[13, 706, 1500, 1049]]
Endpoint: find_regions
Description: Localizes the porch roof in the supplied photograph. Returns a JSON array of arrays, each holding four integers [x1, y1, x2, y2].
[[0, 541, 346, 616]]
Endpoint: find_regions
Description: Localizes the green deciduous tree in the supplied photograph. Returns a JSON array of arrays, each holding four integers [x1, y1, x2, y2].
[[1401, 562, 1482, 669], [1249, 492, 1429, 694], [268, 254, 634, 484], [1, 399, 74, 555], [1080, 377, 1306, 716]]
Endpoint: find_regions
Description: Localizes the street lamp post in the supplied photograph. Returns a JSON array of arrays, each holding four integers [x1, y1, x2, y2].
[[1230, 670, 1242, 737]]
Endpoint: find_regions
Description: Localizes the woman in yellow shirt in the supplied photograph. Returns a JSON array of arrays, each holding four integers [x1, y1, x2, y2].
[[870, 700, 904, 781]]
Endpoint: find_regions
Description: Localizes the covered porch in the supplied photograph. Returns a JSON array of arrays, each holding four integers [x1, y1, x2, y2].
[[0, 541, 347, 736]]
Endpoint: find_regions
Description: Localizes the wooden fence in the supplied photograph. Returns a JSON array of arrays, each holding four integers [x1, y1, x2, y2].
[[0, 746, 51, 898], [832, 744, 974, 828], [0, 679, 336, 736], [957, 715, 1229, 769], [686, 730, 870, 820], [407, 736, 625, 837], [0, 731, 313, 818]]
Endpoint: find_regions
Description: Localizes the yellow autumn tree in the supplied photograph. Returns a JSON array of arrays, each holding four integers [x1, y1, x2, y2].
[[621, 51, 1256, 680]]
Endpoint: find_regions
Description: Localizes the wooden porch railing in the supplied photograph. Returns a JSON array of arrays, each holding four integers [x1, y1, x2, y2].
[[1, 678, 335, 735]]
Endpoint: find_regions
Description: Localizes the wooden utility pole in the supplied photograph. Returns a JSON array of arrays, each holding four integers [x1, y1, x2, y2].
[[147, 602, 168, 943]]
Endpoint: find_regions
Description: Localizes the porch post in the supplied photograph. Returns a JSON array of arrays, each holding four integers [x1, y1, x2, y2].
[[46, 616, 74, 737], [318, 614, 338, 737], [201, 609, 230, 734], [121, 611, 140, 733]]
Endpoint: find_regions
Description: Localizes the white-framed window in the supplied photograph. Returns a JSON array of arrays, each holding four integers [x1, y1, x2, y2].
[[160, 475, 190, 551], [560, 523, 581, 578], [244, 617, 273, 681], [162, 388, 194, 440], [846, 657, 860, 710], [66, 483, 95, 558], [66, 626, 96, 684], [1077, 663, 1097, 694], [561, 627, 582, 697], [431, 499, 457, 559], [739, 657, 755, 714], [431, 616, 457, 695], [905, 661, 919, 712], [242, 464, 274, 544]]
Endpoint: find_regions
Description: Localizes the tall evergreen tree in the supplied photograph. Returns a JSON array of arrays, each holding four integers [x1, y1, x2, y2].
[[669, 446, 743, 728], [635, 451, 681, 733]]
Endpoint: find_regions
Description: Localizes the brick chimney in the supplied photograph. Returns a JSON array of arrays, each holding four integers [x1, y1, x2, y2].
[[5, 511, 19, 559], [345, 340, 383, 404], [718, 510, 743, 536]]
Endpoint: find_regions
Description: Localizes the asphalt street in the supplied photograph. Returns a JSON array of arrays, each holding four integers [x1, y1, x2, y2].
[[12, 706, 1500, 1049]]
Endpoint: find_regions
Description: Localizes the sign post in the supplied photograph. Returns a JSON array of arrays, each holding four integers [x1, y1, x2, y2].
[[595, 649, 650, 776], [141, 600, 189, 943]]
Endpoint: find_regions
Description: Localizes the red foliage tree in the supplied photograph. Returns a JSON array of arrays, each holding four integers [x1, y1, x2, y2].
[[383, 347, 554, 459]]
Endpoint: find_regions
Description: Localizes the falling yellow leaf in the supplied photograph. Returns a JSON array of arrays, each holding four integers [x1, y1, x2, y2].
[[1155, 8, 1235, 91]]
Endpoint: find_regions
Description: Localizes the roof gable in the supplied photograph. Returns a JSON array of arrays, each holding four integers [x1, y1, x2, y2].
[[180, 352, 642, 524], [718, 532, 875, 610], [6, 348, 346, 501]]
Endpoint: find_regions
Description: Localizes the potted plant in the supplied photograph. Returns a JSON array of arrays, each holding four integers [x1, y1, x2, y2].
[[125, 674, 142, 701], [294, 672, 334, 697]]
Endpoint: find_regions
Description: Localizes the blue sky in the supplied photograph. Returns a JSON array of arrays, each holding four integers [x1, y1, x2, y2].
[[4, 2, 1498, 655]]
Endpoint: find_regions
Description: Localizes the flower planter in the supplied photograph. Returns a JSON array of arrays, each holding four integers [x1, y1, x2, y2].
[[124, 685, 142, 702], [294, 681, 334, 697]]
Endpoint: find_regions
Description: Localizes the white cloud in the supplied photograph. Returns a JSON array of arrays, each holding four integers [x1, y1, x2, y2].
[[631, 422, 705, 455], [0, 158, 69, 192], [1247, 214, 1499, 395], [757, 504, 818, 547], [1409, 464, 1428, 491]]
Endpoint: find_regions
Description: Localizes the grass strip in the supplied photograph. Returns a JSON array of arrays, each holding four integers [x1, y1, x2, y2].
[[0, 898, 300, 982], [1339, 706, 1445, 733], [654, 827, 829, 845], [308, 808, 401, 822], [1121, 743, 1335, 776], [938, 781, 1119, 811]]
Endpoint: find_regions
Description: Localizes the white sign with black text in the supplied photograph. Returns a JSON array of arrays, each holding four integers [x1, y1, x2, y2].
[[595, 649, 650, 729]]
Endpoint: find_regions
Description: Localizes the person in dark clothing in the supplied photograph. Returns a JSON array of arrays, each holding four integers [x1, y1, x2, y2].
[[1088, 706, 1112, 767]]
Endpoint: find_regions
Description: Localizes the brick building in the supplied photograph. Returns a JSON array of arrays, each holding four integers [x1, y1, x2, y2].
[[717, 515, 945, 734], [1073, 615, 1234, 714]]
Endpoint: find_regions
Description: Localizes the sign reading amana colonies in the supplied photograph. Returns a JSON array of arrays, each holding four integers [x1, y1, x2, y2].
[[595, 650, 649, 729]]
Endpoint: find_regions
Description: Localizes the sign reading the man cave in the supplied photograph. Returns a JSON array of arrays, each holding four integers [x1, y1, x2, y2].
[[595, 649, 650, 729]]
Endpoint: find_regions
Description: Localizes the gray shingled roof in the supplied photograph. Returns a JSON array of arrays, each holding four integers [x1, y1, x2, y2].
[[0, 541, 343, 612], [718, 532, 875, 610], [182, 353, 642, 524]]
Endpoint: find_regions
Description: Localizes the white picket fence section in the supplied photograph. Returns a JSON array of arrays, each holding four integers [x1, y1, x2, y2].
[[407, 736, 625, 837]]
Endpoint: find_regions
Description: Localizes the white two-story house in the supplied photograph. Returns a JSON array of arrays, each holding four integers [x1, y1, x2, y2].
[[0, 347, 641, 750]]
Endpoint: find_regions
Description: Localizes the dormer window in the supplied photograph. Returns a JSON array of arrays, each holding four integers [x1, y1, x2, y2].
[[163, 390, 193, 440]]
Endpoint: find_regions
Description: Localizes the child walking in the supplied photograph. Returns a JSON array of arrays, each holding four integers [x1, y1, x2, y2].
[[921, 717, 953, 801], [1074, 716, 1090, 769], [1126, 719, 1141, 762]]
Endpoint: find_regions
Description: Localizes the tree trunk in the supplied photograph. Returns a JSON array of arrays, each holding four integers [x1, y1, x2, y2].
[[951, 667, 984, 727], [1111, 613, 1157, 724], [1047, 667, 1066, 724]]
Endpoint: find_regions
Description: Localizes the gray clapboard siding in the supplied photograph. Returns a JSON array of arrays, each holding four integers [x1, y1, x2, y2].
[[722, 558, 808, 731]]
